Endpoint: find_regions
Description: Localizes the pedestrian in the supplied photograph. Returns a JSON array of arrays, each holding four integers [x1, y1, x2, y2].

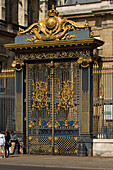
[[0, 131, 5, 158], [5, 131, 10, 158], [10, 131, 17, 155]]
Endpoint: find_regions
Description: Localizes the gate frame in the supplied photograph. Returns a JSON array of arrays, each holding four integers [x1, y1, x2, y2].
[[4, 6, 104, 155]]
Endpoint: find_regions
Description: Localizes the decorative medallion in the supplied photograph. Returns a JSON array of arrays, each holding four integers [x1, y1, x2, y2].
[[12, 59, 24, 71], [77, 56, 92, 68], [77, 50, 92, 68]]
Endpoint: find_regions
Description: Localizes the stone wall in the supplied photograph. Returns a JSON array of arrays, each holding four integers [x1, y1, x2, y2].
[[93, 139, 113, 157]]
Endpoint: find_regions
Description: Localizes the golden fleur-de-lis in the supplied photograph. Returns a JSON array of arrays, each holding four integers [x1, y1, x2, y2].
[[63, 120, 70, 127], [37, 120, 42, 126]]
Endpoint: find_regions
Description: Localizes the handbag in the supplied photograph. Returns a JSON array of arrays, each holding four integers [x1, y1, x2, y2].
[[8, 142, 11, 147]]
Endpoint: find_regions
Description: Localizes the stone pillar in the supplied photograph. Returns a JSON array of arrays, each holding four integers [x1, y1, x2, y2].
[[15, 70, 23, 133], [57, 0, 65, 6], [18, 0, 28, 27], [39, 0, 48, 21], [77, 50, 93, 156], [11, 55, 24, 144], [81, 66, 93, 135], [0, 0, 5, 20]]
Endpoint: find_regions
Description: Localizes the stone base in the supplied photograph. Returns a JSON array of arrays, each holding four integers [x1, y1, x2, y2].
[[77, 137, 92, 156], [93, 139, 113, 157]]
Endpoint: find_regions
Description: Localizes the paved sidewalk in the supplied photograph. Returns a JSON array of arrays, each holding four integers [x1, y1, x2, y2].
[[0, 154, 113, 170]]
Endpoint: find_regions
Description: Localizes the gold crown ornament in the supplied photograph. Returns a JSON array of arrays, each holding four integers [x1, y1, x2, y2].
[[47, 5, 59, 17]]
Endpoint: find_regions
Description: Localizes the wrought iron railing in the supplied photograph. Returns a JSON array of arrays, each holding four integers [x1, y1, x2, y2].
[[0, 69, 15, 132], [93, 65, 113, 139]]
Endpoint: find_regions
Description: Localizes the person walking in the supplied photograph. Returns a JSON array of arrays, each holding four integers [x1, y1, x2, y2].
[[5, 131, 10, 158], [10, 131, 17, 155], [0, 131, 5, 158]]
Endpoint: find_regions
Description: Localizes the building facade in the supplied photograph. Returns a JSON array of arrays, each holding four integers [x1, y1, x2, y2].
[[0, 0, 40, 133], [57, 0, 113, 61]]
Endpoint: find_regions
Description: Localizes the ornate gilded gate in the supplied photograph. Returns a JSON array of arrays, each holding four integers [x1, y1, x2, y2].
[[26, 60, 80, 155], [4, 6, 104, 156]]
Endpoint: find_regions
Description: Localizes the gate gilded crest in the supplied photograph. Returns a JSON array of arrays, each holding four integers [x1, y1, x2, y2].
[[32, 80, 48, 111]]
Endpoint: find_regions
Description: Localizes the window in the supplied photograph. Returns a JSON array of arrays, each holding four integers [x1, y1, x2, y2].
[[104, 105, 113, 120]]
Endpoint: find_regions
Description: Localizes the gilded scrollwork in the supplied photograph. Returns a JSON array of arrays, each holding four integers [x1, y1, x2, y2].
[[77, 56, 92, 68], [90, 31, 94, 38], [12, 59, 24, 71], [18, 5, 88, 42], [23, 50, 81, 60], [31, 80, 49, 112], [26, 36, 37, 42], [62, 32, 78, 40], [29, 121, 35, 128], [55, 121, 61, 128], [46, 121, 52, 128], [72, 122, 79, 129], [77, 50, 92, 68], [57, 79, 75, 112]]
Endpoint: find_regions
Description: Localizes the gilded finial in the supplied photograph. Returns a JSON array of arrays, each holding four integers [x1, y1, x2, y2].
[[52, 4, 54, 10]]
